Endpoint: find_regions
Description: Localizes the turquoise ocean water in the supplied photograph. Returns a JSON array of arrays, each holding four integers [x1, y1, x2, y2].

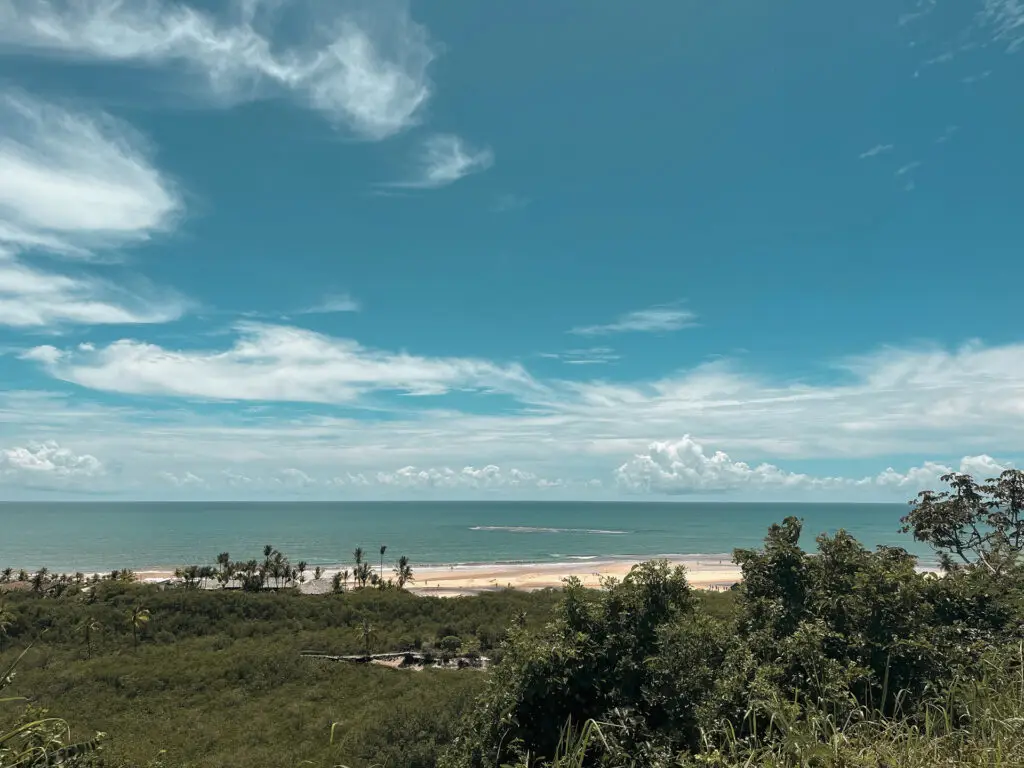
[[1, 501, 928, 573]]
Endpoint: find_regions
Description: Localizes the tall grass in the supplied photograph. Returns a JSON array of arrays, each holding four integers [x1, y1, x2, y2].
[[525, 644, 1024, 768]]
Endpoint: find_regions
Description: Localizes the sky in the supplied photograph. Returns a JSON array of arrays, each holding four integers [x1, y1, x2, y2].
[[0, 0, 1023, 501]]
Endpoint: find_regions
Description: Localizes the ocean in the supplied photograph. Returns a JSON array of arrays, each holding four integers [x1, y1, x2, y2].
[[0, 500, 929, 574]]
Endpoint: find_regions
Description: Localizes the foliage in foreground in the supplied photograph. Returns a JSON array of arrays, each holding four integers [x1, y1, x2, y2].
[[0, 586, 561, 767], [443, 470, 1024, 768]]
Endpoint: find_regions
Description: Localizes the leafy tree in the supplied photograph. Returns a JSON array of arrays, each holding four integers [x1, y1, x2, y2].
[[0, 603, 13, 650], [444, 561, 711, 767], [903, 469, 1024, 574], [394, 556, 414, 589], [1, 567, 12, 583], [17, 569, 29, 582], [30, 568, 49, 594], [313, 565, 324, 581], [379, 544, 387, 583]]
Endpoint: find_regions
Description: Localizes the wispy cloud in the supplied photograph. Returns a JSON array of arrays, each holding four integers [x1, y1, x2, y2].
[[0, 0, 436, 140], [895, 161, 922, 176], [297, 294, 361, 314], [23, 322, 540, 403], [859, 143, 894, 159], [962, 70, 993, 84], [898, 0, 936, 26], [540, 347, 620, 365], [0, 91, 180, 254], [389, 134, 494, 189], [12, 336, 1024, 498], [570, 304, 697, 336], [0, 258, 186, 328], [491, 193, 530, 213], [0, 91, 185, 328], [981, 0, 1024, 52]]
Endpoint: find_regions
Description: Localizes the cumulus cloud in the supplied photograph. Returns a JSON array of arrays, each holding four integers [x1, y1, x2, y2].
[[615, 436, 819, 494], [159, 470, 205, 487], [23, 321, 541, 403], [0, 441, 104, 487], [389, 134, 493, 188], [0, 0, 436, 140], [570, 304, 697, 336], [615, 435, 1014, 495]]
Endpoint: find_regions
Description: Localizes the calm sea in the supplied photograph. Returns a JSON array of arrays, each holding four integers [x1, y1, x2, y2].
[[0, 501, 927, 573]]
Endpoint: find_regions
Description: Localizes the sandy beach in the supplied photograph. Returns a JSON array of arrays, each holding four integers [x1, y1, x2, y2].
[[132, 557, 742, 597]]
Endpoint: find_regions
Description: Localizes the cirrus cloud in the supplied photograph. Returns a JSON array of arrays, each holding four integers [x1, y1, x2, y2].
[[0, 0, 436, 140]]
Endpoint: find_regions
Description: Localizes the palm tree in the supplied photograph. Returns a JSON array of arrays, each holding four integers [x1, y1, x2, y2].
[[354, 547, 369, 588], [0, 567, 12, 583], [313, 566, 324, 581], [215, 552, 232, 587], [16, 569, 28, 583], [78, 618, 102, 658], [130, 607, 151, 648], [379, 545, 387, 583], [393, 556, 414, 589], [297, 561, 307, 584], [359, 619, 374, 655], [341, 569, 350, 590], [30, 568, 48, 593]]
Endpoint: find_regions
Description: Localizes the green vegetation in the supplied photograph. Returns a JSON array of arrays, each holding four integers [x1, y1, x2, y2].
[[2, 470, 1024, 767]]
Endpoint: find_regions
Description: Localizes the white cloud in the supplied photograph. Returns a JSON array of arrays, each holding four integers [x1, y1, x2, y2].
[[371, 464, 561, 490], [389, 134, 494, 188], [615, 436, 821, 494], [859, 144, 893, 159], [895, 161, 921, 177], [298, 294, 361, 314], [0, 92, 185, 327], [0, 0, 436, 140], [540, 347, 620, 365], [24, 321, 540, 402], [0, 441, 104, 487], [981, 0, 1024, 52], [615, 435, 1014, 495], [570, 304, 697, 336], [159, 470, 205, 487], [9, 336, 1024, 498], [0, 91, 179, 253], [0, 257, 186, 328]]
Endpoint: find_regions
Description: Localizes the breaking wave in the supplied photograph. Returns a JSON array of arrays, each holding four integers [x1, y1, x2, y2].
[[470, 525, 628, 535]]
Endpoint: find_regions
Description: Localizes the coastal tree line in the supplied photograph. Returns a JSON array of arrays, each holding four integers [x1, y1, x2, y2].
[[0, 543, 415, 596]]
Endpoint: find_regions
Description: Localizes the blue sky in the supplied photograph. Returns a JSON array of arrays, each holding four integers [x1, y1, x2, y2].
[[0, 0, 1022, 500]]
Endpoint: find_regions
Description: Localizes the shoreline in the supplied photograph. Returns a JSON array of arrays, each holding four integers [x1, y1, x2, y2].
[[129, 556, 745, 597]]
